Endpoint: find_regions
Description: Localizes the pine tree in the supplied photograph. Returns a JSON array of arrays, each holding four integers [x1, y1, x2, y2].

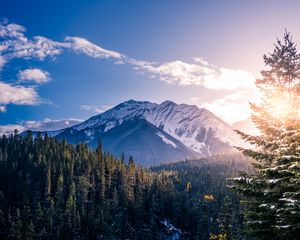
[[24, 221, 35, 240], [230, 31, 300, 240], [9, 209, 22, 240], [217, 196, 231, 239]]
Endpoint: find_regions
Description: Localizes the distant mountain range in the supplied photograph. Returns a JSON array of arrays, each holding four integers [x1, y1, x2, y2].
[[26, 100, 246, 166]]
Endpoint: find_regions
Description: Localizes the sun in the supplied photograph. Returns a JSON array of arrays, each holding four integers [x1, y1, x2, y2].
[[268, 92, 299, 121]]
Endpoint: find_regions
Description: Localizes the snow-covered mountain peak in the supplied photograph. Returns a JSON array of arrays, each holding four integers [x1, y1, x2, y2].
[[41, 99, 245, 158], [27, 100, 248, 166], [159, 100, 177, 107], [116, 99, 157, 109], [74, 100, 157, 131], [34, 100, 244, 159]]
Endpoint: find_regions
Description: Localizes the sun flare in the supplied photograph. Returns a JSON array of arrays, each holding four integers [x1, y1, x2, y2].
[[268, 92, 299, 120]]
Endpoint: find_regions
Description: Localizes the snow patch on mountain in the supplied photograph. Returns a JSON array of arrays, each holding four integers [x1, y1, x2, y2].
[[144, 100, 243, 154], [157, 132, 177, 148]]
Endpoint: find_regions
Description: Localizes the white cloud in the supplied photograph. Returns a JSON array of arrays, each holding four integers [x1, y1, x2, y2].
[[0, 23, 65, 61], [0, 23, 124, 65], [0, 118, 83, 136], [132, 57, 255, 90], [8, 36, 65, 60], [81, 105, 112, 113], [0, 23, 26, 39], [0, 124, 26, 136], [202, 98, 250, 124], [0, 81, 39, 105], [200, 89, 261, 124], [18, 68, 51, 84], [0, 105, 6, 112], [21, 118, 83, 131]]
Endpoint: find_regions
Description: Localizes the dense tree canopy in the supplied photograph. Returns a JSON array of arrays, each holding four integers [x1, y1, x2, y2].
[[0, 132, 248, 239]]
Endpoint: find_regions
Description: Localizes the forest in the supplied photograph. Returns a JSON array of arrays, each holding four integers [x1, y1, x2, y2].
[[0, 132, 249, 240]]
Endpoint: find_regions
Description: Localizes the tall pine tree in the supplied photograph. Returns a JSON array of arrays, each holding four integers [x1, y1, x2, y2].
[[230, 31, 300, 240]]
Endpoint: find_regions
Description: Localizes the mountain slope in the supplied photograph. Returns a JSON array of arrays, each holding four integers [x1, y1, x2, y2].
[[52, 118, 198, 166], [96, 118, 199, 166]]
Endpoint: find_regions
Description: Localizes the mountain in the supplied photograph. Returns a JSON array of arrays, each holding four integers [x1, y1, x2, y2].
[[29, 100, 244, 166]]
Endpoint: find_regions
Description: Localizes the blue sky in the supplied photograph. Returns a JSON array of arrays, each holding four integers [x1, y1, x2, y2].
[[1, 0, 300, 133]]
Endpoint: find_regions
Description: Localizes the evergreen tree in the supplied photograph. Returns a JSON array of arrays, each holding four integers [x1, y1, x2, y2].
[[230, 31, 300, 239], [9, 209, 22, 240]]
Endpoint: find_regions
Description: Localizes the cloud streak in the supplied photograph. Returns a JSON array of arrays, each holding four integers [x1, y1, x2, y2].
[[65, 37, 124, 61], [21, 118, 83, 131], [81, 104, 112, 113]]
